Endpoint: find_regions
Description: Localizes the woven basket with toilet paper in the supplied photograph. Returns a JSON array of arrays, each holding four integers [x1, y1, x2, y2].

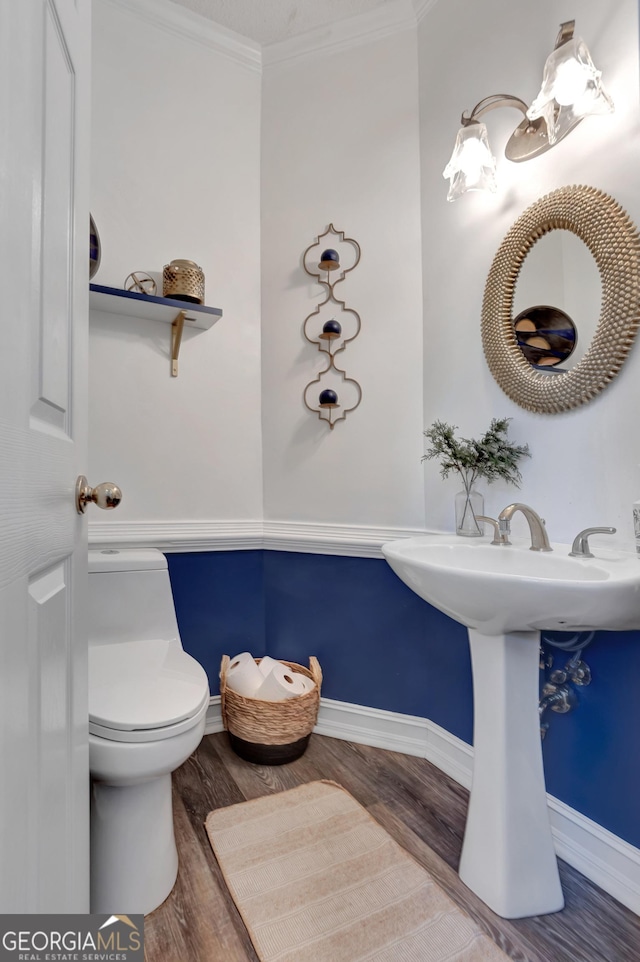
[[220, 652, 322, 765]]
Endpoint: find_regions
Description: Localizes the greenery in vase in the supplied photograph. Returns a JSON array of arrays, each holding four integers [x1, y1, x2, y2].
[[422, 417, 530, 493]]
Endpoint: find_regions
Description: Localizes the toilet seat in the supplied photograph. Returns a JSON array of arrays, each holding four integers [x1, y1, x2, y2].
[[89, 694, 209, 743], [89, 638, 209, 742]]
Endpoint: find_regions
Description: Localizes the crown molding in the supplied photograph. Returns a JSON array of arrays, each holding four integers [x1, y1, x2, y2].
[[88, 519, 429, 556], [413, 0, 443, 23], [98, 0, 262, 73], [98, 0, 427, 73], [262, 0, 417, 70]]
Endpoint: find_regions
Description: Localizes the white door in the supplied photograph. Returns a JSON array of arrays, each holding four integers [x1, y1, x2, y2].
[[0, 0, 91, 910]]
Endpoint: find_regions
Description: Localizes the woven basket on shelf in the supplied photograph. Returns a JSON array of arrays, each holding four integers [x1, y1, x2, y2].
[[220, 655, 322, 765]]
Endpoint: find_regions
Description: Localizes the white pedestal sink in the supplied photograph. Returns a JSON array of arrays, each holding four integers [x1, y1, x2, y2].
[[382, 534, 640, 918]]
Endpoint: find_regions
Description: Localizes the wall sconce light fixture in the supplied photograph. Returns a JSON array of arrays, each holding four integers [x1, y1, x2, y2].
[[443, 20, 614, 202]]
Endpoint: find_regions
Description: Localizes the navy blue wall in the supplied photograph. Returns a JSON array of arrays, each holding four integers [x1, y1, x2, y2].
[[167, 550, 266, 691], [168, 549, 640, 850], [539, 629, 640, 849], [263, 552, 473, 735]]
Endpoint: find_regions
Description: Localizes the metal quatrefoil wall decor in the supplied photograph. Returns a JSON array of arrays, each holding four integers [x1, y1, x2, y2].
[[302, 224, 362, 430]]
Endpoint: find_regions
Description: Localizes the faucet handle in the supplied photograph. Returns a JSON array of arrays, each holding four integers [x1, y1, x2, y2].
[[569, 526, 616, 558], [476, 515, 511, 546]]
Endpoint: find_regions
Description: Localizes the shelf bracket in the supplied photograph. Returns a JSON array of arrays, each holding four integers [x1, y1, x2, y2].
[[171, 311, 186, 377]]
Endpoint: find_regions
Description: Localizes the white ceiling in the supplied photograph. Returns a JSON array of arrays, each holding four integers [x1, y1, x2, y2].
[[166, 0, 400, 46]]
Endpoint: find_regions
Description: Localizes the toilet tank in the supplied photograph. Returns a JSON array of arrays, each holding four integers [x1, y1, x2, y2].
[[88, 548, 181, 647]]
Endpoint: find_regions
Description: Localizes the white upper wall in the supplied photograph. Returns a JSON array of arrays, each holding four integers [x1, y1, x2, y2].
[[89, 0, 263, 523], [418, 0, 640, 547], [89, 0, 640, 543], [261, 26, 425, 528]]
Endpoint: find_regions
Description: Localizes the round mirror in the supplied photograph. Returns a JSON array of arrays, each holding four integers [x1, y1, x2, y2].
[[482, 185, 640, 414]]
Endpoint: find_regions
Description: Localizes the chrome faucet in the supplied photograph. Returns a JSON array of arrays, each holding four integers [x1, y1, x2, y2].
[[476, 515, 511, 545], [569, 526, 616, 558], [497, 502, 552, 552]]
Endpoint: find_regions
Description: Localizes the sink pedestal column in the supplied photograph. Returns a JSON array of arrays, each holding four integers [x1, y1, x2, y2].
[[459, 628, 564, 918]]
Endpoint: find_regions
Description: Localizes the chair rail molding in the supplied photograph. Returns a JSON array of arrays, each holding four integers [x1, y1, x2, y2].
[[88, 519, 430, 557]]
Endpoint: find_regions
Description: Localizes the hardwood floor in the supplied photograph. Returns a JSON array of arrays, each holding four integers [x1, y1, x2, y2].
[[144, 732, 640, 962]]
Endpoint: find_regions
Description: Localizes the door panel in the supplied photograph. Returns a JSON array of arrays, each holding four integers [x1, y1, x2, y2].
[[28, 560, 71, 910], [0, 0, 90, 911], [36, 2, 74, 430]]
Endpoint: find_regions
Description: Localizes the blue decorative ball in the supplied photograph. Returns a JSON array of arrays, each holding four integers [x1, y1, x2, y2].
[[319, 248, 340, 271], [322, 319, 342, 336], [319, 389, 338, 406]]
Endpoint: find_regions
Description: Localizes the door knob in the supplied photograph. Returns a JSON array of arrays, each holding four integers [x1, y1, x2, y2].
[[76, 476, 122, 514]]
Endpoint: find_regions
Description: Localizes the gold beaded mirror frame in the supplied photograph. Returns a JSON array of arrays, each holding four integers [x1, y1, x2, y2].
[[481, 185, 640, 414]]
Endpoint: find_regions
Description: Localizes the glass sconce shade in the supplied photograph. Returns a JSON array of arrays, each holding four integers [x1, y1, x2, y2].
[[527, 37, 614, 145], [442, 123, 497, 202]]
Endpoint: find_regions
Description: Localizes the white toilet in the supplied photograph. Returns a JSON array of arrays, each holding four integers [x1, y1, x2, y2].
[[88, 548, 210, 916]]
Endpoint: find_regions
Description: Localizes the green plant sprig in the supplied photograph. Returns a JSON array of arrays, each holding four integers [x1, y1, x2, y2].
[[422, 417, 530, 489]]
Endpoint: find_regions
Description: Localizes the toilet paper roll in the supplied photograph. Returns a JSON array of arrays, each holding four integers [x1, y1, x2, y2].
[[297, 674, 316, 693], [226, 651, 264, 698], [255, 662, 309, 701], [257, 655, 281, 677]]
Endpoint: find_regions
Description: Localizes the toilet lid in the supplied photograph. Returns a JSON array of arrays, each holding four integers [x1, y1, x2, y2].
[[89, 639, 209, 732]]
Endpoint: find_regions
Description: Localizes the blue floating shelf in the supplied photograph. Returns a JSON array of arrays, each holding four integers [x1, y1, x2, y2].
[[89, 284, 223, 376], [89, 283, 222, 331]]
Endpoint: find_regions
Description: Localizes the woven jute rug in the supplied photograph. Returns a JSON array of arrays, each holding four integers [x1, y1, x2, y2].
[[205, 780, 510, 962]]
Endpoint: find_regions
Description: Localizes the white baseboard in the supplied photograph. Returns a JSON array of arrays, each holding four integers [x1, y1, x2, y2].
[[314, 697, 474, 789], [205, 694, 640, 915], [549, 796, 640, 916], [205, 696, 223, 734]]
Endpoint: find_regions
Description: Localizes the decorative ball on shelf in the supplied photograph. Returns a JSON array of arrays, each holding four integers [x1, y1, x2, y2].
[[318, 248, 340, 271], [320, 319, 342, 339], [124, 271, 157, 296], [319, 388, 339, 407]]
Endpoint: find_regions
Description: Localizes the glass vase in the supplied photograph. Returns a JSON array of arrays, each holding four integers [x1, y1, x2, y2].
[[455, 482, 484, 537]]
